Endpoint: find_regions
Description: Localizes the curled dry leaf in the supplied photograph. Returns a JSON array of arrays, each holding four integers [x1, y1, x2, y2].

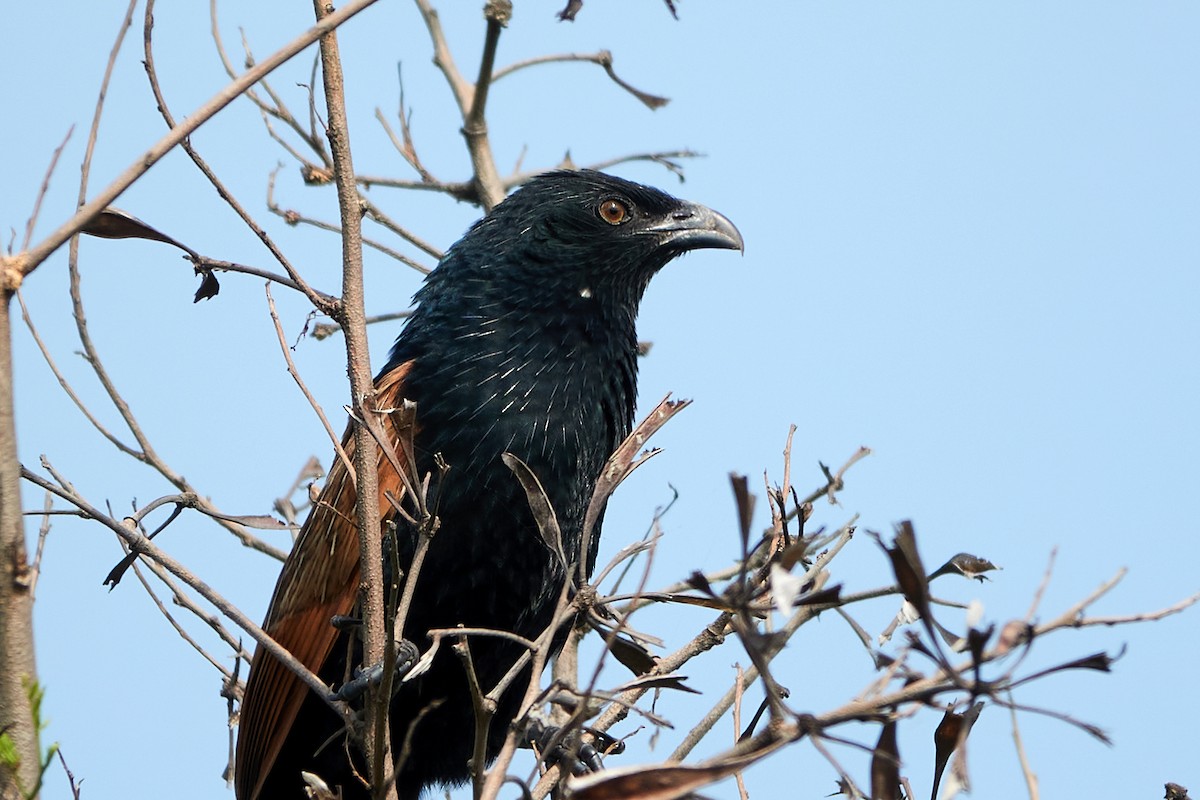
[[570, 731, 787, 800], [612, 673, 698, 695], [606, 633, 657, 676], [994, 620, 1034, 656], [502, 452, 566, 570], [870, 720, 902, 800], [931, 701, 984, 800], [929, 552, 1001, 582], [80, 207, 217, 301], [729, 472, 755, 550], [886, 521, 932, 621], [1164, 783, 1192, 800], [81, 207, 196, 255]]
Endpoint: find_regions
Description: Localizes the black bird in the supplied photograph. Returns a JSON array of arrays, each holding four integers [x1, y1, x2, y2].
[[235, 170, 742, 800]]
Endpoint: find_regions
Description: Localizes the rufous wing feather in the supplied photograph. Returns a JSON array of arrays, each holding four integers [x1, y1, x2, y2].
[[235, 360, 415, 800]]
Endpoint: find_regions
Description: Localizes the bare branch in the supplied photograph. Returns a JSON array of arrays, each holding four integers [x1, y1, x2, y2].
[[20, 464, 340, 716], [3, 0, 385, 282], [144, 1, 336, 314], [17, 127, 75, 255], [265, 284, 355, 479], [310, 1, 396, 794], [492, 50, 669, 110]]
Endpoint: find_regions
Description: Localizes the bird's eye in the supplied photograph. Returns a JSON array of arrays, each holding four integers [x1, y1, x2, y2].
[[597, 198, 630, 225]]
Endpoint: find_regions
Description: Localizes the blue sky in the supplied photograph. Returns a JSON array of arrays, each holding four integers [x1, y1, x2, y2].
[[4, 3, 1198, 799]]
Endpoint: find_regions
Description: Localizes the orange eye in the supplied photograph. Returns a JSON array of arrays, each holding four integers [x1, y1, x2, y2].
[[597, 198, 630, 225]]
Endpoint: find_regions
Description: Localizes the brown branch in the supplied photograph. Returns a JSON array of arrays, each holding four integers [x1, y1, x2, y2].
[[311, 311, 413, 341], [129, 559, 235, 680], [265, 173, 433, 274], [18, 127, 75, 254], [375, 66, 437, 185], [413, 0, 473, 114], [26, 491, 53, 601], [461, 1, 509, 209], [357, 194, 445, 261], [138, 554, 255, 666], [192, 256, 337, 299], [492, 50, 669, 110], [20, 464, 340, 715], [310, 2, 396, 796], [1008, 692, 1040, 799], [144, 1, 335, 314], [265, 284, 355, 479], [0, 294, 40, 796], [1, 0, 385, 284]]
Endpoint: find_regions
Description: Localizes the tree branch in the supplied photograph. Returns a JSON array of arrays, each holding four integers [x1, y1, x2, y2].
[[311, 2, 396, 796]]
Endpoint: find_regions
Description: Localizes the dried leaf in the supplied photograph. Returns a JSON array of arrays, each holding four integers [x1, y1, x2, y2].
[[794, 584, 842, 607], [869, 720, 902, 800], [729, 473, 755, 551], [686, 570, 715, 596], [502, 452, 566, 570], [570, 762, 739, 800], [194, 269, 220, 302], [931, 702, 984, 800], [928, 552, 1001, 582], [571, 732, 785, 800], [579, 396, 689, 581], [211, 513, 289, 530], [595, 51, 670, 110], [1164, 782, 1191, 800], [606, 634, 657, 676], [1014, 646, 1125, 689], [635, 591, 738, 612], [738, 696, 771, 742], [612, 674, 698, 695], [777, 537, 810, 570], [81, 207, 196, 255], [80, 208, 216, 302], [966, 623, 994, 664], [556, 0, 583, 20], [887, 521, 931, 620], [931, 616, 966, 652], [300, 771, 337, 800]]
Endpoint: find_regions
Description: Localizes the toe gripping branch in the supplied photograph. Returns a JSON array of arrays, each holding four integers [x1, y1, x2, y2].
[[524, 718, 624, 777], [330, 618, 422, 705]]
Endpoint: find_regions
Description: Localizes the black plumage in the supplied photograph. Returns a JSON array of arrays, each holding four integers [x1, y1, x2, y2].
[[236, 170, 742, 800]]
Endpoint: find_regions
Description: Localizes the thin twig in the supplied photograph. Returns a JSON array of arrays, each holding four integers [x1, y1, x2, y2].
[[129, 559, 234, 679], [27, 491, 53, 600], [4, 0, 384, 282], [21, 464, 339, 714], [265, 284, 355, 478], [492, 50, 668, 110], [19, 127, 75, 253], [145, 2, 335, 313], [1008, 691, 1040, 800]]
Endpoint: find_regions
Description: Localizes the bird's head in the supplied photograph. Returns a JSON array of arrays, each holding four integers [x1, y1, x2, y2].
[[427, 170, 743, 309]]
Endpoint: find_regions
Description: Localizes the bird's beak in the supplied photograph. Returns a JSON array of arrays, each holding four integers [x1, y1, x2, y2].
[[644, 202, 745, 254]]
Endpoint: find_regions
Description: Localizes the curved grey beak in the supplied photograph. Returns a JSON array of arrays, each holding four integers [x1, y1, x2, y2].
[[645, 202, 744, 253]]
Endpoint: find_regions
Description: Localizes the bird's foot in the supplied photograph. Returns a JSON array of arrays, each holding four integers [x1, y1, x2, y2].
[[330, 639, 421, 704], [524, 719, 623, 776]]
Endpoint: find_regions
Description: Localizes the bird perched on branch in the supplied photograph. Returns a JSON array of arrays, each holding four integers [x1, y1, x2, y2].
[[235, 170, 742, 800]]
